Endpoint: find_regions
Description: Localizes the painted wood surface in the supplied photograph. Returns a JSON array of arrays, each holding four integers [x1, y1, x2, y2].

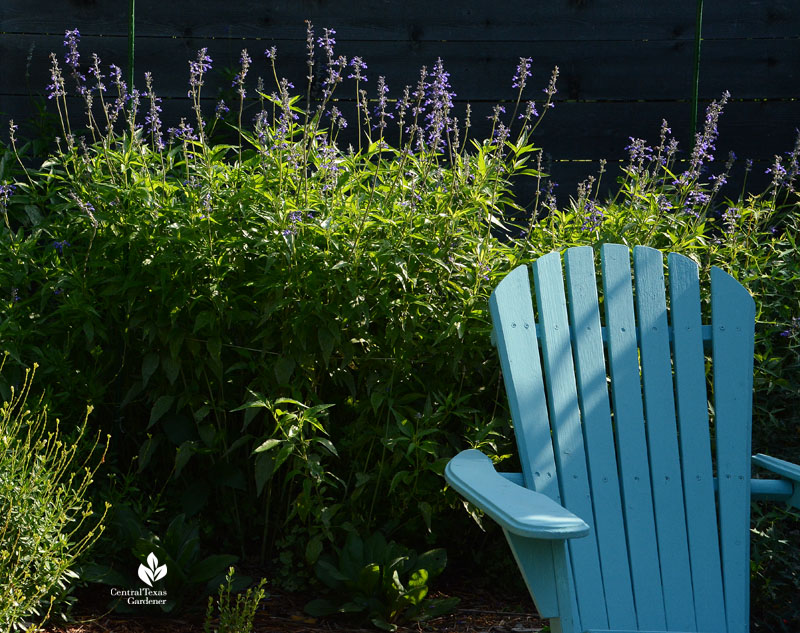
[[1, 0, 797, 195], [489, 265, 559, 500], [632, 246, 695, 631], [442, 243, 797, 633], [444, 449, 590, 538], [2, 0, 797, 40], [532, 251, 606, 630], [752, 454, 800, 509], [711, 267, 755, 633], [600, 244, 666, 631], [1, 33, 797, 103], [563, 246, 637, 630], [752, 454, 800, 482], [667, 252, 727, 633]]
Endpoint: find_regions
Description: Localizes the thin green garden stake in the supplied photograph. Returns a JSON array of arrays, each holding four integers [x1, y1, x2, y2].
[[128, 0, 135, 90], [690, 0, 704, 148]]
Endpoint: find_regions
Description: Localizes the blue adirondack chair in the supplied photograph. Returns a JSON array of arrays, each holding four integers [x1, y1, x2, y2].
[[445, 244, 800, 633]]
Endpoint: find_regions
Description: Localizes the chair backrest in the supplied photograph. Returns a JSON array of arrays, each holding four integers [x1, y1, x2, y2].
[[489, 244, 755, 633]]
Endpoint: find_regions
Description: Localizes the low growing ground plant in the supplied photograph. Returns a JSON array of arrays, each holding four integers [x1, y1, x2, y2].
[[0, 23, 798, 629], [203, 568, 267, 633], [0, 358, 109, 632], [305, 531, 458, 631]]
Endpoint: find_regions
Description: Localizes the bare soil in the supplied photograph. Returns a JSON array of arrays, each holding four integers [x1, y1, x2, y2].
[[42, 581, 545, 633]]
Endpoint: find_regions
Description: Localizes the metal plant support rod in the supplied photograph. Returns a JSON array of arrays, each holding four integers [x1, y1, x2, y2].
[[690, 0, 704, 147], [128, 0, 135, 90]]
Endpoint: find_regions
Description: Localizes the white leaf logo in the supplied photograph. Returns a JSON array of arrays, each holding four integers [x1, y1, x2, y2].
[[137, 552, 167, 587]]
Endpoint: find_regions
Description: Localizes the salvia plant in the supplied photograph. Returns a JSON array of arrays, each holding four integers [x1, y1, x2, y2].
[[0, 24, 798, 628]]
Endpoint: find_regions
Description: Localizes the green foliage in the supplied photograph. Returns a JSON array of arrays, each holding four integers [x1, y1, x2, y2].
[[203, 568, 268, 633], [240, 397, 341, 554], [751, 505, 800, 632], [0, 29, 543, 577], [0, 360, 109, 632], [305, 531, 459, 631]]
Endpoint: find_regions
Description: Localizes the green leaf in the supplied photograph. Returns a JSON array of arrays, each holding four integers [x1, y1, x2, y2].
[[274, 356, 296, 385], [162, 355, 180, 384], [304, 598, 338, 617], [318, 327, 335, 367], [416, 548, 447, 577], [142, 352, 159, 388], [418, 501, 432, 533], [193, 405, 211, 422], [222, 433, 252, 457], [83, 320, 94, 343], [254, 452, 275, 496], [313, 437, 338, 456], [416, 596, 460, 621], [305, 536, 324, 565], [174, 440, 197, 477], [273, 443, 294, 472], [242, 406, 260, 430], [314, 559, 349, 589], [78, 563, 127, 586], [207, 337, 222, 372], [24, 204, 42, 225], [371, 617, 398, 631], [357, 563, 381, 595], [137, 434, 161, 473], [391, 569, 404, 593], [389, 470, 412, 493], [253, 438, 282, 454], [274, 397, 306, 407], [181, 482, 210, 516], [193, 310, 215, 334], [197, 423, 216, 447], [407, 568, 429, 590], [370, 390, 385, 413], [187, 554, 239, 583], [231, 392, 269, 411], [148, 395, 175, 428]]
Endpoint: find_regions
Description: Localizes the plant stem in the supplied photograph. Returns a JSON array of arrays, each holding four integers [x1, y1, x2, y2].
[[128, 0, 135, 90], [690, 0, 704, 147]]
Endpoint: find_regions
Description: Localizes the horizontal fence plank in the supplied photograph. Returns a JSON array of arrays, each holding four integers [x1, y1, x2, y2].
[[2, 0, 797, 41], [1, 34, 797, 105]]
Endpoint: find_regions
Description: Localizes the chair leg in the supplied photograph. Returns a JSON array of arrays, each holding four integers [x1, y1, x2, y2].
[[504, 531, 580, 633], [552, 540, 580, 633]]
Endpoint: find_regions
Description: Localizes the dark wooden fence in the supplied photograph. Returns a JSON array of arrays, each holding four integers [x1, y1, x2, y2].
[[1, 0, 798, 197]]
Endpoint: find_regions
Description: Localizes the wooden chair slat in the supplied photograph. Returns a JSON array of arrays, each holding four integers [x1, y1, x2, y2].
[[600, 243, 666, 631], [633, 246, 696, 631], [489, 264, 559, 500], [532, 251, 608, 630], [668, 252, 728, 633], [711, 267, 756, 633], [563, 246, 637, 630]]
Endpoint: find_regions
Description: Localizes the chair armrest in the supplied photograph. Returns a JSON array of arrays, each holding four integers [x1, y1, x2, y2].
[[752, 453, 800, 509], [445, 449, 591, 539]]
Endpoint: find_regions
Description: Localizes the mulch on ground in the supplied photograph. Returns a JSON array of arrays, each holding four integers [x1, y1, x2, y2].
[[43, 582, 546, 633]]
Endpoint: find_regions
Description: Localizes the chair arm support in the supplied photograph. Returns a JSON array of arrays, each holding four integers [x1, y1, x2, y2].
[[445, 449, 591, 539], [752, 453, 800, 509]]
